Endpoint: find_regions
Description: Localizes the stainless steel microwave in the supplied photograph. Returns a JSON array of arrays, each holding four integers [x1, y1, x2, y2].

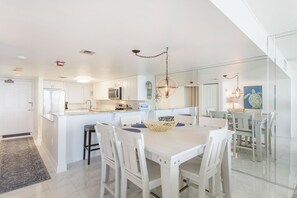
[[108, 87, 122, 100]]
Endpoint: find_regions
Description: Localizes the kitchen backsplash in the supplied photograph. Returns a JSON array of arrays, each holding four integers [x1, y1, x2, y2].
[[95, 100, 141, 110]]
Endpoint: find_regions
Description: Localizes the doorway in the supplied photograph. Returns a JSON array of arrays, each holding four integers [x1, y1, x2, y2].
[[0, 79, 34, 137]]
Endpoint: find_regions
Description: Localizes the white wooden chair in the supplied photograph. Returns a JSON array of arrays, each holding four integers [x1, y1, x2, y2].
[[95, 122, 120, 198], [209, 111, 228, 119], [120, 115, 142, 127], [174, 114, 196, 125], [232, 112, 255, 161], [199, 116, 227, 129], [180, 129, 228, 198], [262, 112, 275, 154], [114, 127, 161, 198]]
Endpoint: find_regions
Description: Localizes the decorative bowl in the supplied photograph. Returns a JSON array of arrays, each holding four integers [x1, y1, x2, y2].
[[143, 121, 177, 132]]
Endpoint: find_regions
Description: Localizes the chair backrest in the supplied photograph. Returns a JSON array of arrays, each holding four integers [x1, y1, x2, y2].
[[206, 108, 215, 116], [174, 114, 196, 125], [245, 109, 262, 117], [269, 112, 275, 131], [199, 129, 228, 179], [199, 116, 227, 129], [232, 112, 254, 132], [120, 115, 142, 126], [209, 111, 228, 119], [95, 122, 118, 164], [114, 127, 149, 185]]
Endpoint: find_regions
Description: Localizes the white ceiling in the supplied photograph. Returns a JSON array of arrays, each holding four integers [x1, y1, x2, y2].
[[0, 0, 265, 82], [244, 0, 297, 35], [244, 0, 297, 68]]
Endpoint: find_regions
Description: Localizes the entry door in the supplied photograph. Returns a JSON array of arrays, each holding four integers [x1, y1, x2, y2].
[[0, 79, 33, 136], [202, 83, 219, 115]]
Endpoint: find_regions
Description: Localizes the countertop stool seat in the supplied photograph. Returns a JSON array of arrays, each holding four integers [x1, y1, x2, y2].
[[83, 124, 100, 165]]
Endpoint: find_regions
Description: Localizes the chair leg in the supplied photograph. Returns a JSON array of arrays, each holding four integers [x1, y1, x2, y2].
[[198, 181, 206, 198], [185, 178, 190, 198], [114, 167, 120, 198], [209, 176, 214, 197], [214, 171, 222, 198], [121, 174, 127, 198], [269, 131, 272, 154], [88, 129, 91, 165], [233, 134, 237, 157], [83, 130, 87, 160], [100, 163, 107, 198], [252, 136, 255, 162]]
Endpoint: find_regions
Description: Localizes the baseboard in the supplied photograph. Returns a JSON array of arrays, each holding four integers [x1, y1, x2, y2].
[[38, 144, 67, 173]]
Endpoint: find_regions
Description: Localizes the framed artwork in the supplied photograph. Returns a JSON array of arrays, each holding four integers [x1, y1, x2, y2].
[[244, 85, 262, 109]]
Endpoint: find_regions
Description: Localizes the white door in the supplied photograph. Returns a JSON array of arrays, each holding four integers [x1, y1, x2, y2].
[[0, 79, 34, 136], [202, 83, 219, 115]]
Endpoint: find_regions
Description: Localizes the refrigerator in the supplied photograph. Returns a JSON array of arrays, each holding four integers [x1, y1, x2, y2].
[[43, 89, 65, 116]]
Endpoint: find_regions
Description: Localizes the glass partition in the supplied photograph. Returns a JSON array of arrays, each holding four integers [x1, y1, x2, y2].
[[268, 32, 297, 189]]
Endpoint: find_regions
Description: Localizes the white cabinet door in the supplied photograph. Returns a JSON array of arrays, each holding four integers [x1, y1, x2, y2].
[[127, 77, 137, 100], [66, 85, 85, 103], [94, 82, 109, 100], [0, 80, 33, 136]]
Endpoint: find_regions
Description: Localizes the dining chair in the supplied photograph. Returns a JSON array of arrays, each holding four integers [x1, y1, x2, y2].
[[199, 116, 227, 129], [262, 112, 275, 154], [180, 129, 228, 198], [232, 112, 255, 161], [245, 109, 262, 117], [95, 122, 120, 198], [209, 111, 228, 119], [114, 127, 161, 198], [206, 108, 215, 116], [120, 115, 142, 127], [174, 114, 196, 125]]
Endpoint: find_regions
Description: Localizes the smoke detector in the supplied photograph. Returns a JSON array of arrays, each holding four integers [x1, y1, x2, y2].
[[80, 49, 96, 55]]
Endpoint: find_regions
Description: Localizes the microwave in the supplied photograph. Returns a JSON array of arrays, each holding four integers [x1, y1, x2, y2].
[[108, 87, 122, 100]]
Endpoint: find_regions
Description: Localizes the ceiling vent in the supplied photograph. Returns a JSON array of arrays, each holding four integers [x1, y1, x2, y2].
[[4, 79, 14, 83], [80, 49, 95, 55]]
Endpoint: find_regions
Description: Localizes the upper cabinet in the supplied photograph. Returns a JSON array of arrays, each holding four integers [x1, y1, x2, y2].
[[43, 80, 65, 89], [93, 81, 110, 100], [65, 84, 91, 103], [93, 75, 149, 101]]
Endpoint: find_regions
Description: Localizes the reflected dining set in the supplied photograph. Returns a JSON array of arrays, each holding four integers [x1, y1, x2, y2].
[[208, 110, 275, 162], [94, 114, 233, 198]]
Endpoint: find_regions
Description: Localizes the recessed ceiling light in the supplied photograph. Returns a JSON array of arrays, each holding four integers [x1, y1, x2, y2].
[[58, 76, 67, 79], [17, 55, 27, 60], [13, 67, 23, 72], [75, 76, 94, 83]]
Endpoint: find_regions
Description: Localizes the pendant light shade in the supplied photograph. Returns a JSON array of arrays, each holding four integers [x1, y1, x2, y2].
[[156, 77, 178, 98], [223, 72, 243, 99], [132, 47, 177, 98]]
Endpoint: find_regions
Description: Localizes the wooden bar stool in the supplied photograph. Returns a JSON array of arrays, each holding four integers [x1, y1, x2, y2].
[[83, 124, 100, 165]]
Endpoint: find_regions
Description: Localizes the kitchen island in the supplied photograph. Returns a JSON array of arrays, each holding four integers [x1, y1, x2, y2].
[[41, 107, 197, 173]]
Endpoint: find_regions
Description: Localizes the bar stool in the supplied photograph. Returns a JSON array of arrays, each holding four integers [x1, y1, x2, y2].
[[83, 124, 100, 165]]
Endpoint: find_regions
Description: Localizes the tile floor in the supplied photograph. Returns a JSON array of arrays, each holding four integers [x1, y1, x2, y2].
[[0, 142, 295, 198]]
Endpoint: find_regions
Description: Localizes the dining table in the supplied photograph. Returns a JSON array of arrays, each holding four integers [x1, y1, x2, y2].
[[128, 123, 233, 198]]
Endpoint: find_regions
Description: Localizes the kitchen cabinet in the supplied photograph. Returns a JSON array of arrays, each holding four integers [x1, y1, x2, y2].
[[43, 80, 65, 89], [93, 75, 148, 101], [122, 76, 146, 100], [93, 81, 109, 100]]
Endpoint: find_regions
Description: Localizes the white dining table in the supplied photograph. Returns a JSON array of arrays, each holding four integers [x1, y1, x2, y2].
[[131, 125, 232, 198]]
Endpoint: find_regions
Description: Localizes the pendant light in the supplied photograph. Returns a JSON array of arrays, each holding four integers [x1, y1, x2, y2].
[[223, 72, 243, 99], [132, 47, 178, 98]]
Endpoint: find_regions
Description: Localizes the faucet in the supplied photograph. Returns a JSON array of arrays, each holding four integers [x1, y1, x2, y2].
[[86, 100, 92, 110]]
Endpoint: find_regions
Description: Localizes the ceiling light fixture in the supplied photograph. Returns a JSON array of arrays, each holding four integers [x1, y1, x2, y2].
[[223, 72, 243, 99], [75, 76, 94, 83], [17, 55, 27, 60], [132, 47, 177, 98]]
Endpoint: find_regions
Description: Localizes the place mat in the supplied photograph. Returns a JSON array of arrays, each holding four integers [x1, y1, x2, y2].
[[131, 123, 147, 128], [176, 123, 186, 127], [123, 128, 141, 133], [179, 114, 192, 116]]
